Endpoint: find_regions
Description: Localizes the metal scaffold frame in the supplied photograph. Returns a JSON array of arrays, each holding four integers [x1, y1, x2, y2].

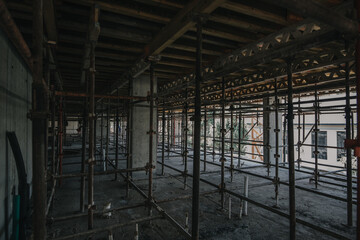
[[2, 0, 358, 239]]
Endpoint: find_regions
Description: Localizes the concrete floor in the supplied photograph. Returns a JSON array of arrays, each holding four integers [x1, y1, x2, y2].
[[47, 140, 356, 240]]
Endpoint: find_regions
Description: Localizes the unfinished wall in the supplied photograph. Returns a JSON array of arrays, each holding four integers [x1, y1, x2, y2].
[[0, 29, 32, 240]]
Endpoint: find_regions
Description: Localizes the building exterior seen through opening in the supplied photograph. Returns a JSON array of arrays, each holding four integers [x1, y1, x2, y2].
[[0, 0, 360, 239]]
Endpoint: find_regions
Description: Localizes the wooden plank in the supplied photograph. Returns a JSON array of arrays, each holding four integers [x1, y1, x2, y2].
[[158, 60, 193, 69], [182, 33, 239, 49], [144, 0, 226, 56], [160, 52, 195, 62], [62, 0, 170, 24], [222, 1, 289, 26], [132, 0, 182, 10], [209, 14, 277, 34], [201, 27, 254, 43], [96, 42, 142, 53], [169, 44, 222, 56], [58, 20, 152, 43], [58, 5, 162, 32], [43, 0, 57, 42]]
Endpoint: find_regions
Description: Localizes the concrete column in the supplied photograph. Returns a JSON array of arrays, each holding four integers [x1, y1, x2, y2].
[[263, 97, 282, 166], [130, 75, 157, 176]]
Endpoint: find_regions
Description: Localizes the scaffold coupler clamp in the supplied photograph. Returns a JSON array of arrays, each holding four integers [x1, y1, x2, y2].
[[88, 157, 95, 165], [88, 203, 96, 211], [147, 130, 156, 135], [27, 110, 50, 120], [273, 176, 280, 186], [145, 162, 153, 175], [88, 112, 96, 120], [219, 183, 226, 191]]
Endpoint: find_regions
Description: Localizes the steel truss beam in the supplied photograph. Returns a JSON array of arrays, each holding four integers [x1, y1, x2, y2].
[[158, 2, 352, 100], [161, 48, 356, 107]]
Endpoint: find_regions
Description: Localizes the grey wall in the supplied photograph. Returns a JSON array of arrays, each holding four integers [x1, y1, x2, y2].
[[130, 75, 157, 176], [263, 97, 283, 165], [0, 29, 32, 240]]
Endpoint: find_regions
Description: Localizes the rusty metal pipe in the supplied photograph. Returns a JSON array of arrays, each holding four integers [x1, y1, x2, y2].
[[355, 1, 360, 237], [32, 0, 47, 239], [54, 91, 146, 100], [287, 59, 296, 239], [0, 0, 33, 70], [148, 61, 155, 216]]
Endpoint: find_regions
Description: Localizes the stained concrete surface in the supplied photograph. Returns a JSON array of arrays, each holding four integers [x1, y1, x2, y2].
[[0, 29, 32, 240], [48, 138, 356, 239]]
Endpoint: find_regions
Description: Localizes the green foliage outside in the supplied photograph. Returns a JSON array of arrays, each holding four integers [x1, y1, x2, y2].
[[187, 114, 248, 155]]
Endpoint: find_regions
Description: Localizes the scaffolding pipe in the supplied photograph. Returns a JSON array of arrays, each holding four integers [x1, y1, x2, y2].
[[115, 90, 119, 180], [238, 103, 242, 168], [51, 87, 56, 188], [212, 108, 216, 162], [161, 108, 166, 175], [204, 105, 207, 171], [192, 16, 202, 240], [80, 97, 87, 212], [184, 92, 189, 190], [314, 83, 319, 189], [58, 98, 63, 186], [171, 111, 174, 149], [0, 0, 33, 70], [159, 161, 350, 240], [106, 99, 110, 171], [354, 1, 360, 236], [167, 110, 171, 157], [220, 76, 226, 209], [148, 61, 155, 217], [32, 0, 47, 238], [283, 97, 287, 164], [297, 97, 301, 170], [230, 104, 234, 182], [126, 90, 131, 198], [87, 7, 99, 227], [345, 55, 353, 227], [287, 59, 296, 239], [100, 101, 103, 159], [54, 91, 147, 100], [274, 78, 280, 207]]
